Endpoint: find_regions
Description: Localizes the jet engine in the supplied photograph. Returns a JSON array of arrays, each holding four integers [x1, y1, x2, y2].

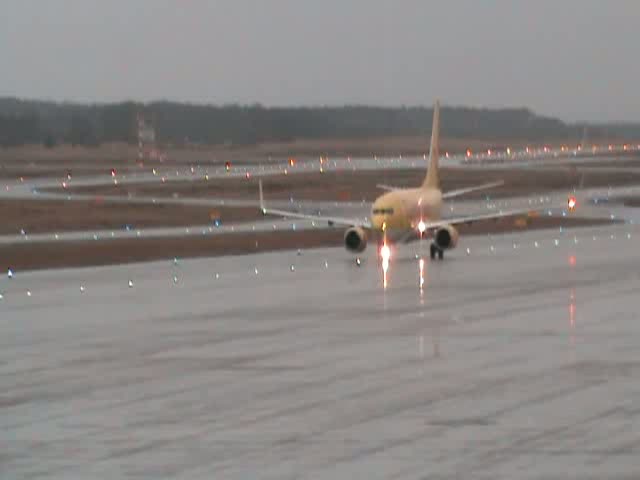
[[344, 227, 368, 253], [434, 225, 459, 250]]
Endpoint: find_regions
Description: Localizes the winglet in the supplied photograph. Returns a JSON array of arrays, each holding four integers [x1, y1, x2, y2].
[[258, 179, 266, 214], [422, 100, 440, 190]]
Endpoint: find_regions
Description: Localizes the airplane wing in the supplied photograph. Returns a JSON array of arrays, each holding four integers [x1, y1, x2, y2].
[[442, 180, 504, 199], [421, 208, 534, 231], [260, 206, 372, 228], [259, 180, 371, 228]]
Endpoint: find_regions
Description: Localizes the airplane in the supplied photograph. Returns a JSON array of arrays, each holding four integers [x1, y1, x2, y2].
[[259, 100, 534, 261]]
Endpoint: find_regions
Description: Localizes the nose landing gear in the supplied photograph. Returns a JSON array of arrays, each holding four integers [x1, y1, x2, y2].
[[430, 243, 444, 260]]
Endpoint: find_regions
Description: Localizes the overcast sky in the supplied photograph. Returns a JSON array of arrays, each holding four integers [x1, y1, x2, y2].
[[2, 0, 639, 122]]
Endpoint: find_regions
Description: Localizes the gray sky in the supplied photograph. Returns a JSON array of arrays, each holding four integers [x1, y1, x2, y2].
[[2, 0, 639, 122]]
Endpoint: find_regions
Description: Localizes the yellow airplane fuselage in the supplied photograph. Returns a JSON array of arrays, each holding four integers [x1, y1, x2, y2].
[[371, 187, 442, 239]]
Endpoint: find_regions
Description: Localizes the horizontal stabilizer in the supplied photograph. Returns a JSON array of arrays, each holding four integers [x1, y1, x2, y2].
[[442, 180, 504, 199], [376, 184, 400, 192]]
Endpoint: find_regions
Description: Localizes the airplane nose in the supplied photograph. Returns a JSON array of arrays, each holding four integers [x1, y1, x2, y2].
[[371, 211, 384, 231], [371, 214, 379, 228]]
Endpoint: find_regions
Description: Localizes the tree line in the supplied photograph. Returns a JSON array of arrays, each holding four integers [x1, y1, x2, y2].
[[0, 97, 636, 148]]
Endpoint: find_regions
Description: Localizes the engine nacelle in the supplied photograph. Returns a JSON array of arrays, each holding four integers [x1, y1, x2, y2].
[[344, 227, 368, 253], [434, 225, 459, 250]]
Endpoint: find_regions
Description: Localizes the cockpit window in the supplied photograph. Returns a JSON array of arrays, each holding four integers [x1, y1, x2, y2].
[[373, 208, 394, 215]]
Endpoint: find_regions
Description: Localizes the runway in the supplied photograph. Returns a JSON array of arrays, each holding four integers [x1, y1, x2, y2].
[[2, 223, 640, 479]]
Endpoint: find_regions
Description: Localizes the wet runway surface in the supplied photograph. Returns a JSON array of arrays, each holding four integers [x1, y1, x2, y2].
[[2, 224, 640, 479]]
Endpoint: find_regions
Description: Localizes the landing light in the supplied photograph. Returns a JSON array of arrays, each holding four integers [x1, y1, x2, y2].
[[568, 195, 577, 211], [418, 220, 426, 234], [380, 244, 391, 262]]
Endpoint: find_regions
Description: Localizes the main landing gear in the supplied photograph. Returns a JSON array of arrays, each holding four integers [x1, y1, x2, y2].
[[430, 243, 444, 260]]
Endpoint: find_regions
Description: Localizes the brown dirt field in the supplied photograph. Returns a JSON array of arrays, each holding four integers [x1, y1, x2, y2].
[[0, 140, 464, 165], [0, 166, 146, 180], [212, 136, 557, 158], [0, 216, 615, 272], [1, 142, 637, 180], [574, 157, 640, 169], [63, 167, 640, 203], [0, 199, 261, 235]]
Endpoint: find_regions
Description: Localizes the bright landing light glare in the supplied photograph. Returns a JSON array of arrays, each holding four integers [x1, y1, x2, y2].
[[380, 244, 391, 290]]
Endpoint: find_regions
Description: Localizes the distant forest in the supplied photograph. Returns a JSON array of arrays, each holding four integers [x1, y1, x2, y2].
[[0, 97, 637, 148]]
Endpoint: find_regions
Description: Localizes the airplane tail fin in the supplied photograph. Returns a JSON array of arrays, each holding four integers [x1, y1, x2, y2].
[[422, 100, 440, 190]]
